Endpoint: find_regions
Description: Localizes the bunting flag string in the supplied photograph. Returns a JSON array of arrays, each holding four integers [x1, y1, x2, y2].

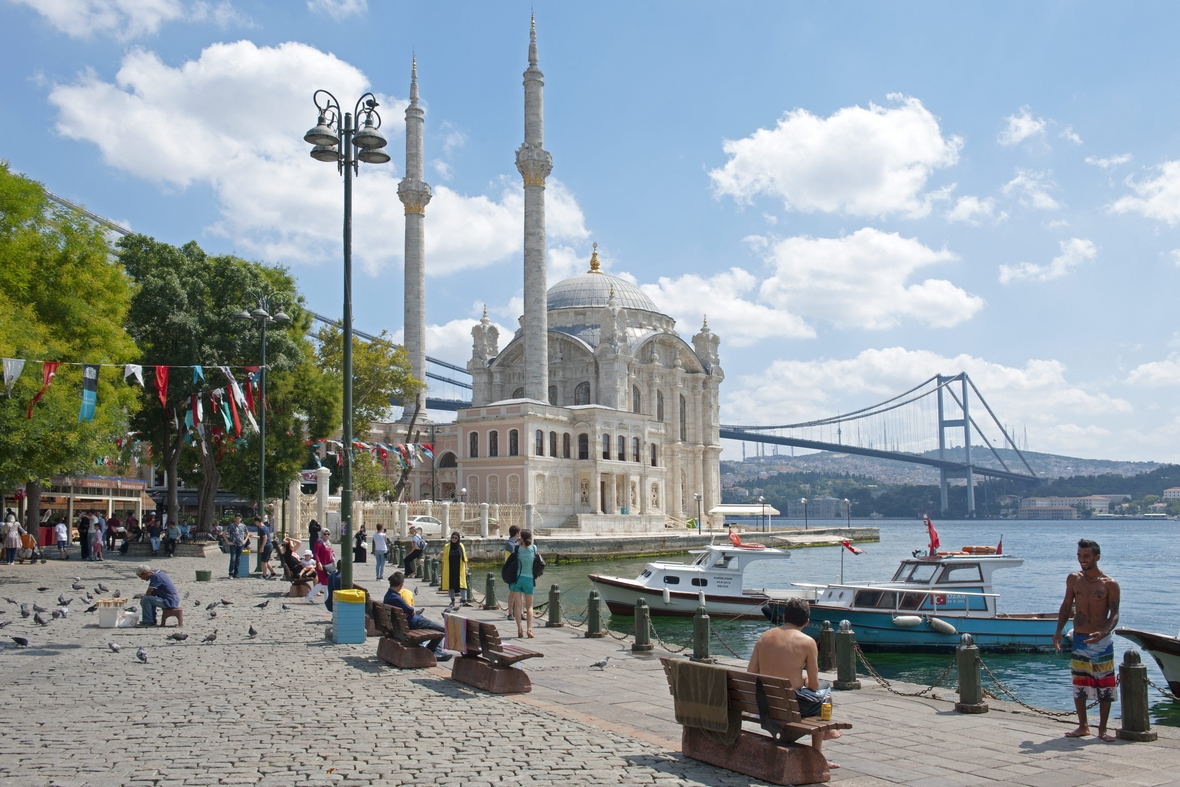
[[124, 364, 144, 387], [3, 358, 24, 397], [27, 361, 59, 419]]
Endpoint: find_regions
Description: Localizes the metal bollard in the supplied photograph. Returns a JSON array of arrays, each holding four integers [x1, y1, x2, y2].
[[465, 570, 473, 603], [691, 605, 716, 663], [632, 599, 653, 652], [1118, 649, 1158, 741], [833, 620, 862, 690], [585, 590, 606, 638], [415, 556, 424, 579], [819, 620, 835, 672], [954, 633, 988, 713], [483, 573, 498, 610], [429, 558, 439, 586], [546, 584, 564, 628]]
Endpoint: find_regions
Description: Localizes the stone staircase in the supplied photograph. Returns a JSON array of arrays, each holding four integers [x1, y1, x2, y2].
[[534, 515, 580, 536]]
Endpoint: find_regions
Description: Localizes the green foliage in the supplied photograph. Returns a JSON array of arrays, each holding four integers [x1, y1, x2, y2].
[[315, 324, 422, 428], [351, 451, 392, 502], [0, 163, 138, 489]]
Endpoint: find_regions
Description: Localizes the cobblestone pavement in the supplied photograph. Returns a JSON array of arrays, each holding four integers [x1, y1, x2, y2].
[[3, 553, 1180, 787]]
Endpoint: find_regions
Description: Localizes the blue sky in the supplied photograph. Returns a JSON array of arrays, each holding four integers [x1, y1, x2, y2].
[[4, 1, 1180, 462]]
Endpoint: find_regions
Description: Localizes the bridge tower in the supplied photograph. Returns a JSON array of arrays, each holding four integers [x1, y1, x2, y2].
[[936, 373, 976, 517]]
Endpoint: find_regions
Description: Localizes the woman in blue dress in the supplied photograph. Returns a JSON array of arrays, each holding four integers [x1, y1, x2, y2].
[[510, 529, 537, 638]]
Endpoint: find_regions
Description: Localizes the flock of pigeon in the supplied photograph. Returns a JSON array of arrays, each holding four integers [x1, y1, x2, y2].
[[4, 574, 290, 656]]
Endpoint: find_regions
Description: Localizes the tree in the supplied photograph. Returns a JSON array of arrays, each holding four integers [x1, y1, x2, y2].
[[0, 163, 138, 529], [351, 451, 392, 501]]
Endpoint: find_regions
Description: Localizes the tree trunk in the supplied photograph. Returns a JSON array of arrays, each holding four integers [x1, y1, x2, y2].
[[195, 436, 220, 536], [24, 480, 41, 534], [393, 400, 422, 501], [161, 411, 183, 525]]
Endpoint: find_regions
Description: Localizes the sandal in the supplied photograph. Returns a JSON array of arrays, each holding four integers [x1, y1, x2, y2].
[[527, 630, 535, 638]]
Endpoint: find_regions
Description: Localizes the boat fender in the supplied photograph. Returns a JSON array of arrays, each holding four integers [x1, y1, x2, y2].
[[927, 616, 957, 636], [892, 615, 923, 628], [663, 586, 671, 605]]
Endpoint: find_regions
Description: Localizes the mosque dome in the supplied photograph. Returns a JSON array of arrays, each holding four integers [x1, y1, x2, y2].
[[546, 244, 661, 314]]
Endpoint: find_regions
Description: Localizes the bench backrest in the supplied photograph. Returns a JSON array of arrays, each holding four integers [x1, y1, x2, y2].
[[659, 658, 802, 727], [477, 621, 503, 657], [388, 605, 412, 641], [371, 603, 395, 638], [461, 617, 484, 656]]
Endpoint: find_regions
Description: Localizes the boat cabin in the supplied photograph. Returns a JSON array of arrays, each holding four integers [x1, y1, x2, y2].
[[635, 545, 791, 596]]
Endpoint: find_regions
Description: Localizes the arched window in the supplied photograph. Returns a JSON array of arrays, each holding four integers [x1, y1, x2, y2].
[[488, 430, 499, 457], [578, 433, 589, 460], [562, 432, 571, 458], [602, 434, 611, 460], [508, 429, 519, 456], [632, 437, 640, 462], [632, 386, 641, 414], [469, 432, 479, 458], [438, 452, 458, 469], [548, 385, 557, 405], [657, 390, 664, 422], [617, 435, 626, 461], [535, 429, 544, 456], [574, 381, 591, 405], [512, 387, 525, 399], [679, 394, 687, 441], [549, 431, 558, 457], [650, 443, 658, 467]]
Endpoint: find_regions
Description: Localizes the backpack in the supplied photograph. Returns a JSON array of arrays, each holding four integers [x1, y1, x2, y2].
[[532, 550, 545, 579], [501, 546, 521, 584]]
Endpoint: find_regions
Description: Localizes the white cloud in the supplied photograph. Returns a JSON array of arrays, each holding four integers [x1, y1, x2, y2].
[[430, 160, 453, 180], [10, 0, 247, 39], [1059, 126, 1083, 145], [640, 268, 815, 347], [946, 195, 1002, 225], [49, 42, 589, 276], [1002, 169, 1060, 210], [1127, 356, 1180, 387], [1086, 154, 1131, 169], [1172, 250, 1180, 266], [723, 347, 1132, 458], [1111, 160, 1180, 225], [440, 123, 467, 155], [997, 107, 1046, 146], [709, 95, 961, 219], [999, 238, 1096, 284], [307, 0, 365, 19], [756, 228, 982, 330]]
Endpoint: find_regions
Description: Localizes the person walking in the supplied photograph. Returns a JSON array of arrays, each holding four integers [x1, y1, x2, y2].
[[77, 511, 91, 561], [3, 513, 25, 564], [440, 531, 469, 609], [404, 526, 425, 576], [308, 529, 335, 604], [354, 525, 368, 564], [54, 518, 69, 560], [307, 519, 321, 551], [91, 516, 104, 562], [105, 512, 121, 550], [510, 529, 538, 639], [223, 514, 248, 579], [372, 524, 389, 581], [257, 517, 276, 579], [503, 525, 521, 621]]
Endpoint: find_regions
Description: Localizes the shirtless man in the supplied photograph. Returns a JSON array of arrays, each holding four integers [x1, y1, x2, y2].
[[748, 597, 842, 767], [1053, 538, 1120, 741]]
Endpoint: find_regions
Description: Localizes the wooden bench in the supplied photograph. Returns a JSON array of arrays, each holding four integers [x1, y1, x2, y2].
[[451, 618, 542, 694], [283, 564, 312, 598], [660, 657, 851, 785], [373, 603, 438, 669]]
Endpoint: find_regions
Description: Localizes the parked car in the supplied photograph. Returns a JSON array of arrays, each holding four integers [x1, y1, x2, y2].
[[406, 515, 442, 536]]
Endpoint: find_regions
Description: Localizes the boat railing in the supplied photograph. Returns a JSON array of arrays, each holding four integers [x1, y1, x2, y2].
[[792, 582, 999, 618]]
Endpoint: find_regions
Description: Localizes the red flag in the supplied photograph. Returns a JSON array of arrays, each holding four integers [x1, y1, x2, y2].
[[27, 361, 59, 419], [925, 517, 940, 553], [227, 386, 242, 438], [155, 366, 169, 408], [842, 540, 865, 555], [997, 535, 1003, 555]]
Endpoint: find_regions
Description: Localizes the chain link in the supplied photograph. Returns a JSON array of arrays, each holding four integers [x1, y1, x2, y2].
[[648, 619, 691, 654], [711, 628, 744, 659], [562, 606, 589, 629], [604, 618, 635, 641], [1147, 676, 1180, 701], [853, 643, 956, 698], [976, 656, 1098, 719]]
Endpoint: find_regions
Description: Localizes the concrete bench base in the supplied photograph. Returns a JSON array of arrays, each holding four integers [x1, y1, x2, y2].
[[681, 726, 830, 785], [376, 637, 437, 669], [288, 583, 310, 598], [451, 655, 532, 694]]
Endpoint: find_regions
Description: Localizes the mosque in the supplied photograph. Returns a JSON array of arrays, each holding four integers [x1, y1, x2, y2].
[[392, 20, 723, 532]]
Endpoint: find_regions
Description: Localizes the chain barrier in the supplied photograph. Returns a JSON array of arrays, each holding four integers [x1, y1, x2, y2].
[[1147, 676, 1180, 701], [648, 619, 691, 654], [976, 656, 1099, 719], [562, 607, 589, 629], [711, 628, 744, 659], [854, 643, 956, 698], [604, 618, 636, 641]]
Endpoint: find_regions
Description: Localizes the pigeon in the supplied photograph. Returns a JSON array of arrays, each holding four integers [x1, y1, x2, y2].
[[34, 612, 49, 626], [60, 597, 73, 607], [57, 595, 68, 605], [255, 600, 269, 610], [0, 621, 11, 629], [281, 604, 290, 611], [193, 601, 200, 608], [86, 593, 94, 601], [97, 583, 109, 592], [37, 586, 50, 592], [32, 604, 48, 614], [220, 599, 233, 606], [248, 625, 257, 638], [166, 632, 188, 642], [4, 597, 17, 605], [72, 582, 86, 591], [208, 611, 218, 619], [12, 637, 28, 647], [136, 647, 148, 664], [126, 606, 138, 614], [182, 591, 189, 600], [108, 642, 121, 653], [205, 602, 218, 611], [202, 630, 218, 643], [20, 604, 30, 618], [112, 590, 121, 598], [590, 657, 611, 670], [58, 607, 68, 618], [85, 604, 98, 614], [132, 594, 144, 600], [51, 610, 63, 619]]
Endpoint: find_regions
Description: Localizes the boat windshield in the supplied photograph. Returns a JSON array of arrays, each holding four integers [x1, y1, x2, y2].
[[892, 562, 939, 584]]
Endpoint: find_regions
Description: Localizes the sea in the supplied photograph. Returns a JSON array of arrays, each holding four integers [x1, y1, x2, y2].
[[539, 518, 1180, 726]]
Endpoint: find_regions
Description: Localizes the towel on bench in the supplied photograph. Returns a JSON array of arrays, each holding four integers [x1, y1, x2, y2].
[[444, 613, 467, 655], [666, 659, 742, 746]]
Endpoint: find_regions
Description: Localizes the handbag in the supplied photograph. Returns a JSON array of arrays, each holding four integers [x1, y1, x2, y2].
[[501, 546, 521, 584], [532, 550, 545, 579]]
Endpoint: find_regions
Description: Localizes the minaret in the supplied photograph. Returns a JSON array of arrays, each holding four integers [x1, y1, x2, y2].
[[398, 57, 432, 419], [516, 15, 553, 401]]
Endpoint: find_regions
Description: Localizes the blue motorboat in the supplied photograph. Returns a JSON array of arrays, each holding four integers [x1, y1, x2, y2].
[[784, 545, 1067, 652]]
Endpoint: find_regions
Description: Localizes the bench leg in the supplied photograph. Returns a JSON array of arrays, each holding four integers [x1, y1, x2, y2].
[[376, 638, 436, 669], [681, 727, 830, 785], [451, 656, 532, 694]]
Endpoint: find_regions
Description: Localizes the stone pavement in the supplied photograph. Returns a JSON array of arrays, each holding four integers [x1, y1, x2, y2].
[[2, 552, 1179, 787]]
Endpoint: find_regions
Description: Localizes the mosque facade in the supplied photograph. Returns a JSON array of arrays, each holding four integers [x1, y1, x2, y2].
[[395, 20, 723, 532]]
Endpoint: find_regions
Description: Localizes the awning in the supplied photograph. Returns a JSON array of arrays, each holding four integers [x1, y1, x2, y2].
[[709, 504, 781, 517]]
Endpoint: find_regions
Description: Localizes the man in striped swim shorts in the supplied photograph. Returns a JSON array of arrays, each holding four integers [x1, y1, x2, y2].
[[1053, 538, 1120, 742]]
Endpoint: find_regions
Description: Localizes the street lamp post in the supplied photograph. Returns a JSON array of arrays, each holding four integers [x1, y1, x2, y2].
[[236, 296, 290, 573], [758, 495, 765, 533], [801, 497, 808, 531], [304, 90, 390, 590], [693, 492, 704, 539]]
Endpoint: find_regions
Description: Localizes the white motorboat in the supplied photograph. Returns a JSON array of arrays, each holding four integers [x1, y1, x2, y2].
[[1116, 628, 1180, 697], [589, 541, 815, 618]]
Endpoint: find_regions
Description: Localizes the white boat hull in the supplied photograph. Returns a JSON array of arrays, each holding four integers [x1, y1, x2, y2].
[[589, 574, 813, 618]]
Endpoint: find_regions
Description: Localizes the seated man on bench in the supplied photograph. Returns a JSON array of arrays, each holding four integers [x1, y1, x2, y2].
[[383, 572, 451, 662], [748, 597, 842, 769]]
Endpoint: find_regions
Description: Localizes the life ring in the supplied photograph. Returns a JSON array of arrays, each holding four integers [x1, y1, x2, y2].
[[728, 531, 742, 546], [737, 543, 767, 550]]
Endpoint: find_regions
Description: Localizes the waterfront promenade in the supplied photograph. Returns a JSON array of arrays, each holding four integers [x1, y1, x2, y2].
[[2, 554, 1178, 787]]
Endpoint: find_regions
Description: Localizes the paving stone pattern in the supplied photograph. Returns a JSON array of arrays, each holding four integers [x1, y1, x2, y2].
[[2, 554, 1180, 787]]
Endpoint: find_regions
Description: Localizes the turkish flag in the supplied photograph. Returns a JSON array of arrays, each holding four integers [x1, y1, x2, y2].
[[925, 517, 940, 552], [842, 540, 865, 555], [997, 536, 1003, 555], [27, 361, 59, 419], [155, 366, 169, 408]]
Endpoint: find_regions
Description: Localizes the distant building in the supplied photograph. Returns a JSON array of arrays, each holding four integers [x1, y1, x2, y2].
[[1164, 488, 1180, 501], [787, 495, 845, 519], [1021, 496, 1110, 514], [1018, 504, 1078, 520]]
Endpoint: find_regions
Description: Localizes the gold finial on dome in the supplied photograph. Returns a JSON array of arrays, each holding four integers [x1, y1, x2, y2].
[[609, 285, 615, 297], [482, 304, 488, 319], [702, 314, 708, 329], [588, 242, 602, 273]]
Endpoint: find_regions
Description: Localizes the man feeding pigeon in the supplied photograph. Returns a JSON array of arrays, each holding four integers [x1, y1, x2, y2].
[[135, 565, 179, 627]]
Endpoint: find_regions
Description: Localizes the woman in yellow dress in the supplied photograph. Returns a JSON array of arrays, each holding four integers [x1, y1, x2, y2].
[[439, 531, 469, 609]]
